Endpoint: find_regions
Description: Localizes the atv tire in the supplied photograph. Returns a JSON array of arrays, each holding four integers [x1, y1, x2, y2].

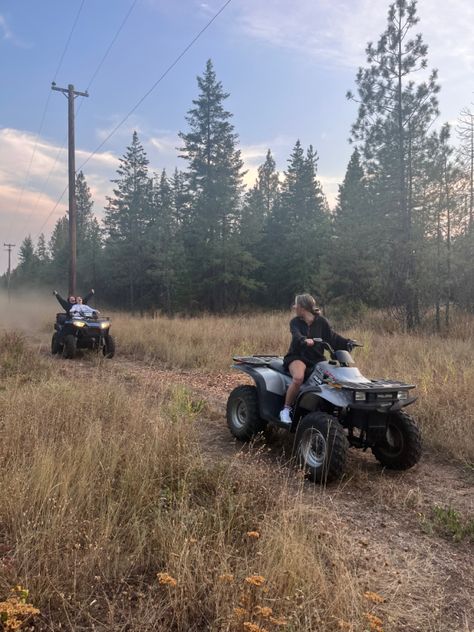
[[371, 410, 422, 470], [295, 412, 348, 483], [226, 385, 266, 441], [63, 334, 77, 360], [51, 333, 62, 355], [103, 334, 115, 359]]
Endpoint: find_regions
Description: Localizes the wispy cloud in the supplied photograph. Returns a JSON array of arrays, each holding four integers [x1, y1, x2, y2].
[[0, 128, 118, 251], [0, 13, 30, 48], [235, 0, 474, 74]]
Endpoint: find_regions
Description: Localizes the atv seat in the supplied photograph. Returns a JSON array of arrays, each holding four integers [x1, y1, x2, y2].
[[269, 358, 289, 375]]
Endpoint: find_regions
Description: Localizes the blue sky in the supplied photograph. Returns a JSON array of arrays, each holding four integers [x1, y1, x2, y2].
[[1, 0, 474, 271]]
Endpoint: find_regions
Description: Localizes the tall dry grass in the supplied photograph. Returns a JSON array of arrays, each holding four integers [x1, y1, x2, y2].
[[0, 333, 366, 631], [111, 310, 474, 463]]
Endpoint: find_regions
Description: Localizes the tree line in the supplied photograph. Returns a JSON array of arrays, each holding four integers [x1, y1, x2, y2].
[[8, 0, 474, 329]]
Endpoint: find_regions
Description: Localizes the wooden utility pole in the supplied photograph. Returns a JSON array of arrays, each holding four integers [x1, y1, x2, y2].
[[51, 82, 88, 296], [4, 242, 15, 301]]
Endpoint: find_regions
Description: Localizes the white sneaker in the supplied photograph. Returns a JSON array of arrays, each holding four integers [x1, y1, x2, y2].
[[279, 407, 292, 424]]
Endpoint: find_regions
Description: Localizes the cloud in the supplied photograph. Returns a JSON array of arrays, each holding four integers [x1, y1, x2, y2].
[[0, 128, 119, 262], [235, 0, 474, 73], [0, 13, 30, 48]]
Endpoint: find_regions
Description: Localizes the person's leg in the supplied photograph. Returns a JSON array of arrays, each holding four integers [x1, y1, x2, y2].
[[280, 360, 306, 423], [285, 360, 306, 406]]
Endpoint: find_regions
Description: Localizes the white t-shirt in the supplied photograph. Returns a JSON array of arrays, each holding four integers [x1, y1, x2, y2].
[[70, 304, 97, 317]]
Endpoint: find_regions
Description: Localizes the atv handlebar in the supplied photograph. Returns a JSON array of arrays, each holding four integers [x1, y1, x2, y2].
[[311, 338, 363, 354]]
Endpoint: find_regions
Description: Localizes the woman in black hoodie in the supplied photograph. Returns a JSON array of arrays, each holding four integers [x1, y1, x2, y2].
[[280, 293, 352, 424]]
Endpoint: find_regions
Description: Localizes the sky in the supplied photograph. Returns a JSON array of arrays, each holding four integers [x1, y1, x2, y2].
[[1, 0, 474, 272]]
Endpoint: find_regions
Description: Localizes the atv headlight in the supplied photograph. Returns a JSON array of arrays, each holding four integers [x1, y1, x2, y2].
[[73, 320, 85, 328], [397, 390, 408, 400], [354, 391, 366, 401], [100, 322, 110, 329]]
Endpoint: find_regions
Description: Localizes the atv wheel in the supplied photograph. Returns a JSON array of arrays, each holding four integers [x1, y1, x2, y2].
[[63, 334, 77, 360], [51, 333, 62, 355], [371, 410, 422, 470], [102, 334, 115, 359], [226, 385, 266, 441], [295, 412, 348, 483]]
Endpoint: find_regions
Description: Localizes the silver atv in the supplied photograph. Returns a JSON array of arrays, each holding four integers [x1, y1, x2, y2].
[[226, 339, 422, 483]]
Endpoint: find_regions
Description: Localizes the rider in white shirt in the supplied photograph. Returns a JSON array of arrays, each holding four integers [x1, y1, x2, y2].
[[69, 296, 98, 318]]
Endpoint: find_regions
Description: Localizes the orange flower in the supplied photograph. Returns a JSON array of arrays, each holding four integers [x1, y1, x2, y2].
[[269, 615, 288, 626], [157, 572, 177, 587], [246, 531, 260, 539], [365, 612, 384, 631], [218, 573, 234, 584], [364, 591, 385, 604], [254, 605, 273, 618], [233, 607, 247, 619], [244, 575, 266, 587], [243, 622, 269, 632]]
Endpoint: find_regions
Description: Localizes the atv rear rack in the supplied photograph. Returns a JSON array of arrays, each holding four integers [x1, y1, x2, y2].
[[233, 355, 281, 366]]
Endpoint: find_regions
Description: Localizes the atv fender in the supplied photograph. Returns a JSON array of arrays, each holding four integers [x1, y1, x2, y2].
[[232, 364, 287, 422]]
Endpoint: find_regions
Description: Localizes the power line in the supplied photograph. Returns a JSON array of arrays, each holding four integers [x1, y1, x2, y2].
[[77, 0, 232, 173], [35, 0, 232, 240], [29, 0, 139, 240], [9, 0, 86, 243]]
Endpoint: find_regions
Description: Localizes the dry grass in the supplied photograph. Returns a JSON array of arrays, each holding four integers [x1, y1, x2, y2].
[[0, 334, 366, 631], [112, 310, 474, 463]]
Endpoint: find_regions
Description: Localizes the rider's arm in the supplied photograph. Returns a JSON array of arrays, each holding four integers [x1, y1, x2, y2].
[[289, 318, 308, 350], [83, 289, 95, 304], [54, 292, 69, 311], [320, 317, 350, 351]]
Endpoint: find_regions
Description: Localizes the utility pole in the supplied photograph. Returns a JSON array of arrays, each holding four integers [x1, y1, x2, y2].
[[51, 82, 88, 296], [4, 242, 15, 301]]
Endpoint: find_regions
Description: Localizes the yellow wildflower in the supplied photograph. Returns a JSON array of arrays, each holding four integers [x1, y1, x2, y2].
[[218, 573, 234, 584], [244, 575, 266, 587], [364, 591, 385, 604], [243, 622, 269, 632], [246, 530, 260, 539], [157, 572, 177, 587], [254, 605, 273, 618], [365, 612, 384, 631], [269, 615, 288, 626]]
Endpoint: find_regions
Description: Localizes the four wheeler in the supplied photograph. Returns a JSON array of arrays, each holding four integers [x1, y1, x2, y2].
[[51, 312, 116, 360], [226, 339, 422, 483]]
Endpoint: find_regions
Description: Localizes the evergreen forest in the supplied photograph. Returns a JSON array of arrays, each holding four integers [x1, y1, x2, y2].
[[7, 1, 474, 330]]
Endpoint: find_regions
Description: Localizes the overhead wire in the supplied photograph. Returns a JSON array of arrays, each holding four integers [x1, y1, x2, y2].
[[76, 0, 232, 173], [36, 0, 232, 239], [30, 0, 139, 239], [9, 0, 86, 243]]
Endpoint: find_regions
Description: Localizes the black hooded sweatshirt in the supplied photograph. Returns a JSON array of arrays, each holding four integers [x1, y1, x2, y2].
[[283, 315, 350, 367]]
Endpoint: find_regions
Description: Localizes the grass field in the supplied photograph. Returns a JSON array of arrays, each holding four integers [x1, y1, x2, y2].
[[0, 297, 473, 630]]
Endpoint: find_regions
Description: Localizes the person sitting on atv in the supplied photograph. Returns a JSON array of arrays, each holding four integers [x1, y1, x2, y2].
[[280, 293, 353, 423], [53, 289, 95, 314], [69, 296, 99, 318]]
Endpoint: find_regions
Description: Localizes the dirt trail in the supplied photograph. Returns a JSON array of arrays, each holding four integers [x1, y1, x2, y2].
[[43, 350, 474, 632]]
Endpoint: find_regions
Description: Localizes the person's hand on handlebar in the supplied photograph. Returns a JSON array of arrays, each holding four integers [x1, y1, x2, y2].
[[305, 338, 315, 347], [347, 340, 363, 351]]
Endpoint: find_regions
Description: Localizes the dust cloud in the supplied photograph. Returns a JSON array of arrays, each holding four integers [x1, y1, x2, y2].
[[0, 288, 58, 334]]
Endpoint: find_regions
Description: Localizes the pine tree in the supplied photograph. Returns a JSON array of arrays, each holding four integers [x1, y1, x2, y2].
[[264, 141, 330, 306], [179, 59, 246, 311], [330, 149, 379, 306], [348, 0, 440, 328], [103, 131, 152, 309]]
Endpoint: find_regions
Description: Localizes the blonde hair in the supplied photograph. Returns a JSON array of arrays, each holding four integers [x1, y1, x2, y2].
[[295, 293, 320, 316]]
